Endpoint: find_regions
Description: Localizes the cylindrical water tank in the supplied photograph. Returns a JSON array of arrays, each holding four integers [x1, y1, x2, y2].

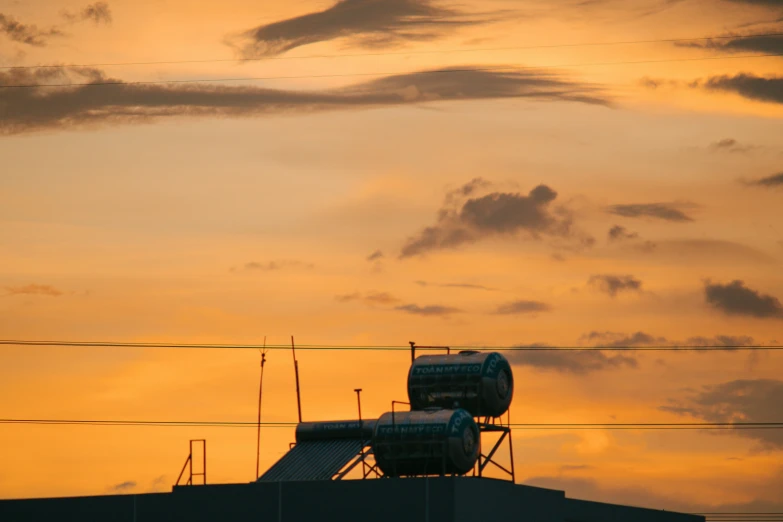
[[407, 351, 514, 417], [371, 409, 479, 477], [295, 419, 376, 442]]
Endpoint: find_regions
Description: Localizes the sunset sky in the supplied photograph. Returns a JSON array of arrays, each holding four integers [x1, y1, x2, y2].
[[1, 0, 782, 512]]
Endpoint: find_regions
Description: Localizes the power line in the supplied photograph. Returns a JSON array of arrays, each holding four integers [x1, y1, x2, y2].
[[2, 31, 781, 71], [1, 340, 781, 351], [1, 419, 781, 429], [1, 52, 781, 90]]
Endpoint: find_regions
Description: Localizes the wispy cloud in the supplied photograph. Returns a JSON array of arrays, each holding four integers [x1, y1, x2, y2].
[[394, 303, 461, 316], [232, 260, 314, 272], [493, 300, 551, 314], [744, 172, 783, 188], [661, 379, 783, 449], [0, 13, 63, 46], [606, 202, 696, 222], [709, 138, 756, 153], [4, 284, 63, 297], [0, 66, 607, 135], [335, 291, 400, 305], [109, 480, 137, 493], [227, 0, 497, 58], [366, 250, 384, 261], [415, 280, 497, 291], [62, 2, 113, 25], [506, 346, 637, 375], [608, 225, 638, 241], [580, 330, 757, 348], [588, 274, 643, 297]]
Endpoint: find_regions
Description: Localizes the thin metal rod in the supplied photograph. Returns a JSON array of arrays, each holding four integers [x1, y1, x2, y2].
[[410, 341, 416, 364], [292, 336, 302, 423], [203, 439, 207, 485], [255, 338, 267, 479]]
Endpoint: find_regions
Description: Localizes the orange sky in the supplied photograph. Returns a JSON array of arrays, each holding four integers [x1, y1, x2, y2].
[[1, 0, 782, 512]]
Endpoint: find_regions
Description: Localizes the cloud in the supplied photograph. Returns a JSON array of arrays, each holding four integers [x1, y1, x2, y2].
[[506, 347, 637, 375], [580, 331, 667, 347], [0, 13, 63, 46], [660, 379, 783, 449], [725, 0, 783, 6], [0, 66, 608, 135], [608, 225, 638, 241], [588, 275, 643, 297], [744, 172, 783, 188], [701, 73, 783, 105], [493, 300, 551, 314], [4, 284, 63, 297], [709, 138, 755, 153], [228, 0, 495, 58], [581, 330, 757, 349], [110, 480, 137, 492], [400, 183, 586, 257], [394, 303, 461, 316], [233, 260, 314, 272], [335, 291, 399, 305], [681, 32, 783, 55], [366, 250, 384, 261], [63, 2, 113, 24], [415, 280, 497, 291], [704, 280, 783, 319], [606, 202, 695, 222]]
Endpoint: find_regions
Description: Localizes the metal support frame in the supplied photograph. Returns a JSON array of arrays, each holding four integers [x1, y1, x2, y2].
[[474, 413, 516, 483], [175, 439, 207, 486]]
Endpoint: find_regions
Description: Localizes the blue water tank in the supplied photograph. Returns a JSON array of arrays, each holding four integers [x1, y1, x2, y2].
[[407, 351, 513, 417], [371, 409, 479, 477]]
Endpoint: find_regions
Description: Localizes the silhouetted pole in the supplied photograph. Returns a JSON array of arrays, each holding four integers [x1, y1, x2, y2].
[[409, 341, 416, 364], [354, 388, 363, 422], [292, 336, 302, 423], [255, 337, 267, 480]]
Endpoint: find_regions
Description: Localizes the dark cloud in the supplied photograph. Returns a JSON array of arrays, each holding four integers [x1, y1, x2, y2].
[[701, 73, 783, 105], [704, 280, 783, 319], [415, 280, 497, 291], [608, 225, 638, 241], [394, 303, 461, 316], [400, 183, 586, 257], [580, 331, 668, 347], [336, 291, 399, 305], [0, 13, 63, 46], [110, 481, 136, 492], [233, 260, 314, 272], [506, 348, 637, 375], [745, 172, 783, 188], [660, 379, 783, 449], [559, 464, 594, 472], [493, 300, 551, 314], [606, 202, 695, 222], [681, 33, 783, 55], [228, 0, 495, 58], [0, 66, 607, 135], [683, 335, 756, 347], [582, 330, 757, 350], [725, 0, 783, 6], [4, 284, 63, 297], [588, 275, 642, 297], [366, 250, 384, 261], [63, 2, 113, 24], [709, 138, 755, 153]]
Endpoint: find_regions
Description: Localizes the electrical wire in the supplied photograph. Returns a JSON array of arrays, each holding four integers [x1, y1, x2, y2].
[[0, 419, 781, 430], [1, 340, 781, 351], [1, 52, 781, 89], [2, 31, 781, 70]]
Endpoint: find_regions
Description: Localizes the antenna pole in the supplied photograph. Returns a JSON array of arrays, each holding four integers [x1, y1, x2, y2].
[[292, 336, 302, 423], [255, 337, 267, 480], [409, 341, 416, 364]]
